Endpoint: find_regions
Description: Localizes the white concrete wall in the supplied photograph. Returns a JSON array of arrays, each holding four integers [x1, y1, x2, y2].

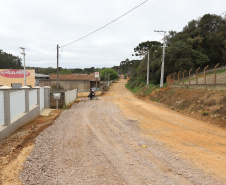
[[65, 89, 78, 106], [10, 90, 25, 121], [29, 89, 37, 110], [40, 87, 44, 110], [0, 91, 4, 126]]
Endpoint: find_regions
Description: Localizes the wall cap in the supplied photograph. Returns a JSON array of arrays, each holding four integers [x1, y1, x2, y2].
[[0, 85, 12, 89], [34, 86, 41, 88], [21, 86, 30, 89]]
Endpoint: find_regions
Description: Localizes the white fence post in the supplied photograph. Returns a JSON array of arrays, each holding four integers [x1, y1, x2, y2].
[[25, 89, 29, 112], [0, 91, 4, 126], [3, 90, 11, 126], [44, 86, 50, 108], [34, 87, 40, 106]]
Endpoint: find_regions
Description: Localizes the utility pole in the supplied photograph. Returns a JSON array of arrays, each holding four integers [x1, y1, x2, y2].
[[20, 47, 26, 86], [154, 30, 166, 88], [57, 44, 59, 91], [147, 49, 149, 85]]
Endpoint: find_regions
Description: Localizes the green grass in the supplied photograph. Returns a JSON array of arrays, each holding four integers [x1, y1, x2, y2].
[[125, 84, 142, 93], [206, 69, 226, 75], [154, 98, 160, 102], [126, 81, 168, 97], [168, 90, 175, 95], [202, 111, 208, 116]]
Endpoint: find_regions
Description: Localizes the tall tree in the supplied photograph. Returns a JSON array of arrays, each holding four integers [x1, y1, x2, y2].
[[0, 50, 22, 69]]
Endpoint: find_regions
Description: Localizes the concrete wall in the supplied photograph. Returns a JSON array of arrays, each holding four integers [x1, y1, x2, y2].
[[0, 87, 50, 141], [169, 84, 226, 90], [65, 89, 78, 106], [0, 105, 40, 141], [39, 79, 90, 92]]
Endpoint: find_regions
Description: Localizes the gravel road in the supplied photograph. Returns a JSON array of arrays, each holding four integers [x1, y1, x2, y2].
[[20, 80, 226, 185]]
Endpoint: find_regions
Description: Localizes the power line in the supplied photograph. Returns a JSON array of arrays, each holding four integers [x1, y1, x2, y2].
[[61, 0, 149, 48]]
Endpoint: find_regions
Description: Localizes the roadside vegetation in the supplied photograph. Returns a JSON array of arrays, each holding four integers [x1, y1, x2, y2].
[[120, 13, 226, 88]]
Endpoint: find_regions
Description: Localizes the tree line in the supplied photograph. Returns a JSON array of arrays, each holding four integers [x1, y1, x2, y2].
[[125, 13, 226, 88]]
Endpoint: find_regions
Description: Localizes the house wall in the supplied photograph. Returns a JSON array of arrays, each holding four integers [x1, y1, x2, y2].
[[0, 69, 35, 87], [39, 80, 90, 92]]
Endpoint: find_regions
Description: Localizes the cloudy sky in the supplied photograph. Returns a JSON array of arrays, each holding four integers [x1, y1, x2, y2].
[[1, 0, 225, 69]]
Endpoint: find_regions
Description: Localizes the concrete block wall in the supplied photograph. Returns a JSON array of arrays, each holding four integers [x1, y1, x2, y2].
[[39, 79, 90, 91], [0, 87, 50, 141]]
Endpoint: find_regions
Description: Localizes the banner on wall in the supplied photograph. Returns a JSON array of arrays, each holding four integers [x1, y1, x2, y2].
[[0, 69, 30, 78]]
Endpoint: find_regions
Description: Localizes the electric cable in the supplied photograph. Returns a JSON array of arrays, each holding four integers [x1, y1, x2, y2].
[[61, 0, 149, 48]]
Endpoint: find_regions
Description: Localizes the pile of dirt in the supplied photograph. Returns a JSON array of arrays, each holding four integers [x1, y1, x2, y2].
[[0, 110, 62, 185], [147, 88, 226, 127]]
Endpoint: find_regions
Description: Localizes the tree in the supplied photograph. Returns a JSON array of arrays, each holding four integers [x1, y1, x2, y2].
[[100, 68, 118, 81], [133, 41, 162, 57], [0, 50, 22, 69], [59, 68, 73, 74]]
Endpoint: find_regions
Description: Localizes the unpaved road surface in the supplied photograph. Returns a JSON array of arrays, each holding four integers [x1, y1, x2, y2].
[[20, 79, 226, 184]]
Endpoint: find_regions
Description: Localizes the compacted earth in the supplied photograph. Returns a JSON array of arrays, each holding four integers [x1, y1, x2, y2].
[[0, 79, 226, 184], [146, 87, 226, 128]]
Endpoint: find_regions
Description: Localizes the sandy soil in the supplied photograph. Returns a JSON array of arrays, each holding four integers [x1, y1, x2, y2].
[[111, 80, 226, 181], [0, 110, 62, 185], [18, 79, 226, 184], [147, 87, 225, 127]]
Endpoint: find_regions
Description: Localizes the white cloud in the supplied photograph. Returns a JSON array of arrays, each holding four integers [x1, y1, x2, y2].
[[0, 0, 225, 69]]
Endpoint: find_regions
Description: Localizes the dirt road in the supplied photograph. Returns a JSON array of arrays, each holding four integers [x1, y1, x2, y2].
[[20, 79, 226, 184]]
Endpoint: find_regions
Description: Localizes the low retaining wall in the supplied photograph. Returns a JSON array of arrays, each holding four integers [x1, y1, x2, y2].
[[0, 105, 40, 141], [170, 84, 226, 90]]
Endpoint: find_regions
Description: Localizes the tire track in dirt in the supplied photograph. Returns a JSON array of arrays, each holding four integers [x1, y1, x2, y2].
[[20, 87, 225, 184]]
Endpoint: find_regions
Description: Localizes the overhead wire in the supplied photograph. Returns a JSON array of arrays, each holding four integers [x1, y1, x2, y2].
[[61, 0, 149, 48], [86, 0, 166, 36]]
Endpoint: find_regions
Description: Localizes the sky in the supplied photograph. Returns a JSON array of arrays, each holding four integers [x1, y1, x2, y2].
[[0, 0, 225, 69]]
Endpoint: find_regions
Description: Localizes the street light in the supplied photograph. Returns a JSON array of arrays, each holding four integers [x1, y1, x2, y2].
[[20, 47, 26, 86]]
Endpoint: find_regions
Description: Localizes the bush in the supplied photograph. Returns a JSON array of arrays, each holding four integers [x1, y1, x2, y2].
[[100, 68, 118, 81]]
